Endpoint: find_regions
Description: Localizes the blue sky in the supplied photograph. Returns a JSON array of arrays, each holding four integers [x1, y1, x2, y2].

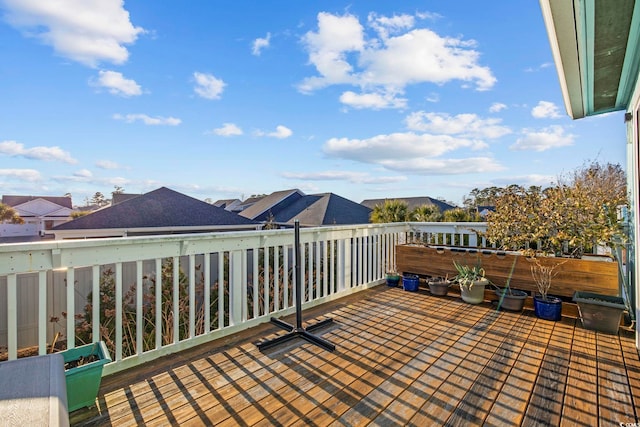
[[0, 1, 627, 207]]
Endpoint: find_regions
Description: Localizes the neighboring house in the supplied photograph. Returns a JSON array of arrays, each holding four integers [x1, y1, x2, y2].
[[273, 193, 372, 226], [239, 189, 305, 222], [360, 197, 456, 212], [476, 205, 496, 218], [52, 187, 260, 239], [213, 199, 243, 212], [1, 195, 73, 240], [239, 189, 371, 227]]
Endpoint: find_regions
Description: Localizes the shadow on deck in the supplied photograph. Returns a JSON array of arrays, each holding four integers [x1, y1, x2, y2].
[[70, 285, 640, 426]]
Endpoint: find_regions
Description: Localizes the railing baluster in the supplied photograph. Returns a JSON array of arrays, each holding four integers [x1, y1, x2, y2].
[[66, 268, 75, 349], [188, 254, 195, 339], [115, 262, 123, 361], [38, 271, 46, 355], [283, 245, 289, 308], [172, 256, 179, 344], [136, 260, 143, 355], [274, 246, 280, 311], [252, 248, 259, 319], [204, 254, 211, 333], [218, 252, 224, 330], [92, 266, 100, 344], [7, 274, 17, 360], [263, 247, 269, 316], [155, 258, 162, 350]]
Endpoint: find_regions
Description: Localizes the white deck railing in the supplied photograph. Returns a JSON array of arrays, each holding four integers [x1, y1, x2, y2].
[[0, 222, 486, 375]]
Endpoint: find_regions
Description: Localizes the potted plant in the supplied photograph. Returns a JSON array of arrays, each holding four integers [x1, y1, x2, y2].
[[494, 257, 527, 312], [61, 341, 111, 412], [573, 291, 626, 334], [427, 275, 451, 296], [385, 266, 401, 287], [453, 261, 488, 304], [530, 258, 566, 321], [402, 274, 420, 292]]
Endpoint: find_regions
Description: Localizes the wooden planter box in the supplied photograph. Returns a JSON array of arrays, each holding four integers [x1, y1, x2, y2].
[[396, 245, 620, 316]]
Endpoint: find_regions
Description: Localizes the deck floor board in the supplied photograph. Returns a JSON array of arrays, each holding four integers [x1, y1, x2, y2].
[[69, 286, 640, 426]]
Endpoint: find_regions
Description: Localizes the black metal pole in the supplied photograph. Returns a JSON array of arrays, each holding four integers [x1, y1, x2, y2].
[[256, 220, 335, 352], [294, 220, 303, 329]]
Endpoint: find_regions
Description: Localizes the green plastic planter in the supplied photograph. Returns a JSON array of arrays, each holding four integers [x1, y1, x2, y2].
[[62, 341, 111, 412]]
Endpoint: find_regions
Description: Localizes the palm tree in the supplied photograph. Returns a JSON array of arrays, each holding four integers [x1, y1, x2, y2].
[[0, 203, 24, 224], [370, 200, 409, 223], [410, 205, 442, 222]]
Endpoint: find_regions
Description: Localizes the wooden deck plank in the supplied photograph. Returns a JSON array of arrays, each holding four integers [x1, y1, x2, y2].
[[68, 286, 640, 427], [620, 329, 640, 420], [521, 317, 575, 426], [597, 332, 637, 425], [559, 326, 598, 427]]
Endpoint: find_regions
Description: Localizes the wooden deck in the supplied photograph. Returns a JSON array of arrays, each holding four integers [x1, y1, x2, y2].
[[70, 285, 640, 426]]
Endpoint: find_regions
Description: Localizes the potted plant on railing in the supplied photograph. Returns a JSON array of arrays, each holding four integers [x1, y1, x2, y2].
[[493, 257, 527, 312], [453, 261, 488, 304], [530, 258, 566, 321]]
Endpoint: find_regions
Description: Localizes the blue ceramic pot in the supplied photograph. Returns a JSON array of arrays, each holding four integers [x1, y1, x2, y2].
[[533, 295, 562, 321], [402, 274, 420, 292]]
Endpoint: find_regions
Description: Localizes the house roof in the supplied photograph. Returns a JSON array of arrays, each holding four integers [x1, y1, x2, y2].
[[112, 193, 142, 205], [540, 0, 640, 118], [239, 189, 304, 221], [2, 195, 72, 209], [274, 193, 372, 226], [53, 187, 257, 231], [360, 197, 455, 212]]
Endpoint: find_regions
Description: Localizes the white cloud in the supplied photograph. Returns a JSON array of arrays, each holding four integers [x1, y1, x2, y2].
[[405, 112, 511, 139], [113, 113, 181, 126], [0, 140, 77, 163], [511, 125, 575, 151], [211, 123, 243, 136], [260, 125, 293, 139], [92, 70, 142, 96], [193, 72, 225, 100], [298, 11, 496, 108], [379, 157, 504, 175], [489, 102, 507, 113], [2, 0, 144, 67], [339, 90, 407, 110], [281, 170, 406, 184], [73, 169, 92, 178], [367, 12, 415, 39], [324, 132, 486, 163], [252, 32, 271, 56], [426, 93, 439, 103], [532, 100, 562, 119], [0, 168, 41, 181], [95, 159, 121, 169]]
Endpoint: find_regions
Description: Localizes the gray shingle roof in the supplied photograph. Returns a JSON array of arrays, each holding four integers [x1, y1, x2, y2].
[[2, 195, 73, 209], [274, 193, 372, 226], [53, 187, 257, 230], [239, 189, 304, 221]]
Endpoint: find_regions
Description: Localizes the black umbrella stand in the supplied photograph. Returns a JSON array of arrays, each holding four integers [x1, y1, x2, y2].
[[256, 220, 335, 352]]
